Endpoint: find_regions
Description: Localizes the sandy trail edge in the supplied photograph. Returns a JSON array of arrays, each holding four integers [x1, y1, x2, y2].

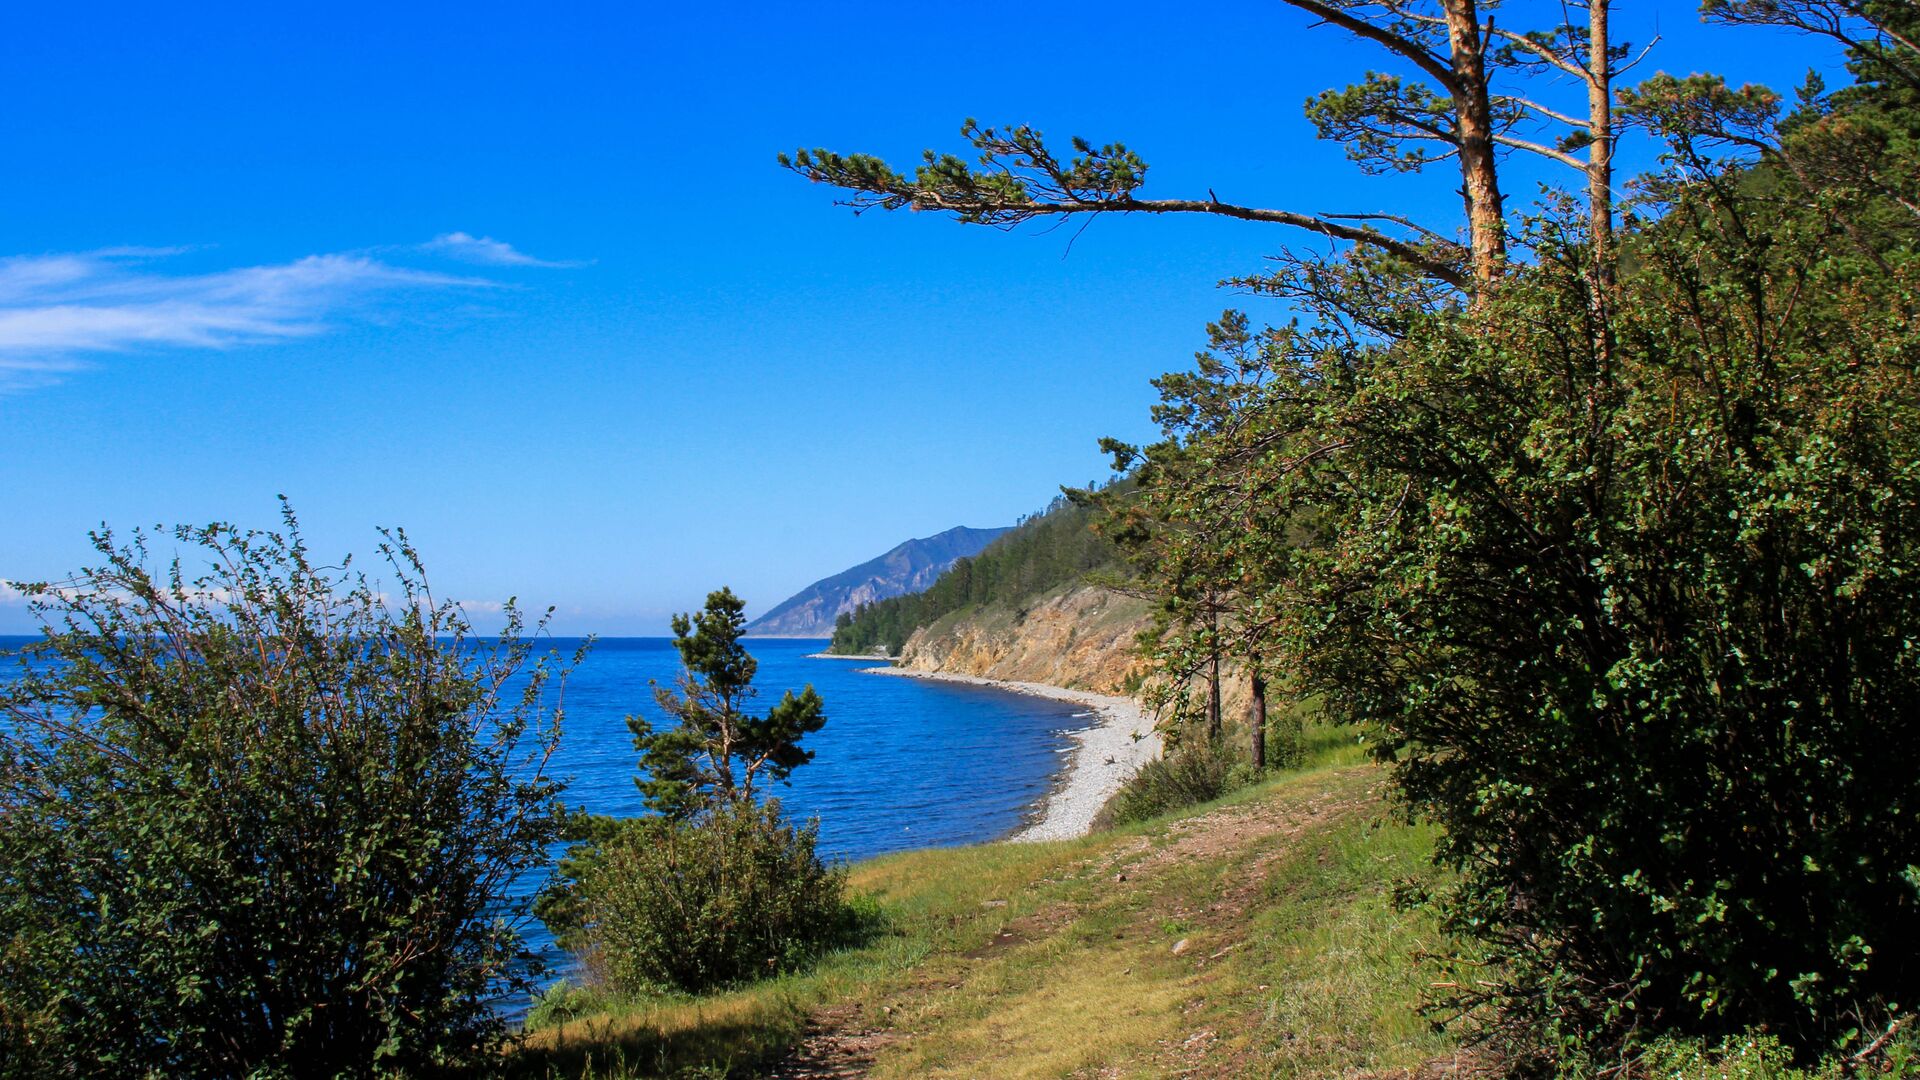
[[855, 667, 1161, 842]]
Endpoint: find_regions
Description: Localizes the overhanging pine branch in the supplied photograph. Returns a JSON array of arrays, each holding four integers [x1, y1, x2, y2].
[[1504, 96, 1590, 129], [933, 195, 1470, 287], [1492, 133, 1588, 170], [1483, 23, 1592, 82], [1284, 0, 1462, 92], [1321, 211, 1456, 246]]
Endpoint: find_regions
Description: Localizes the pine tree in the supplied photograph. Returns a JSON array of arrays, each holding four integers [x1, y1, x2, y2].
[[629, 587, 826, 818]]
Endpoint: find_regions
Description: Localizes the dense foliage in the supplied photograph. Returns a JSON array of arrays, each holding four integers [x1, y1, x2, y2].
[[829, 491, 1124, 656], [1355, 229, 1914, 1060], [0, 511, 570, 1078], [573, 800, 849, 994], [1088, 24, 1920, 1065]]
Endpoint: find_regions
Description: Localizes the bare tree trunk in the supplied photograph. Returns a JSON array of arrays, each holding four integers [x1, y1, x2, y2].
[[1587, 0, 1613, 278], [1584, 0, 1617, 456], [1250, 668, 1268, 771], [1443, 0, 1507, 283], [717, 702, 737, 801], [1206, 601, 1222, 740], [1208, 657, 1222, 739]]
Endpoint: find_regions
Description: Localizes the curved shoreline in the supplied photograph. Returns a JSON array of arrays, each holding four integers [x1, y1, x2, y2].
[[856, 667, 1161, 842]]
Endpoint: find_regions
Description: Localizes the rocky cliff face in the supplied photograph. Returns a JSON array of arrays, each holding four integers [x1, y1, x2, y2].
[[897, 584, 1264, 724], [895, 585, 1154, 695], [746, 525, 1010, 638]]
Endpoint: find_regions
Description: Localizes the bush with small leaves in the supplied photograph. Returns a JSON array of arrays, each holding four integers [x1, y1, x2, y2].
[[579, 800, 848, 994], [0, 509, 571, 1078], [1095, 735, 1246, 829]]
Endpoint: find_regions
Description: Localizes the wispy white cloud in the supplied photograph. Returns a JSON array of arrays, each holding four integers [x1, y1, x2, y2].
[[0, 247, 499, 393], [0, 578, 89, 606], [419, 231, 580, 268], [3, 579, 504, 620], [0, 577, 249, 608], [454, 598, 508, 614], [369, 591, 508, 616], [88, 245, 200, 259]]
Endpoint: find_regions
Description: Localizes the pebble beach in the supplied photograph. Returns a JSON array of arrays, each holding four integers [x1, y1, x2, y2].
[[858, 667, 1161, 842]]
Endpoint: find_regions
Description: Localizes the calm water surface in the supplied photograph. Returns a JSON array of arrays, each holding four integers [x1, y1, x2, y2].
[[545, 638, 1083, 857]]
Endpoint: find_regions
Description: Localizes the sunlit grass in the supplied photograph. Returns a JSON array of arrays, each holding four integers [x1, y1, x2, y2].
[[1243, 813, 1451, 1077], [509, 726, 1460, 1078]]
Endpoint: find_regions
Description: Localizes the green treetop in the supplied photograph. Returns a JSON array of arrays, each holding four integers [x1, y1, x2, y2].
[[630, 587, 827, 818]]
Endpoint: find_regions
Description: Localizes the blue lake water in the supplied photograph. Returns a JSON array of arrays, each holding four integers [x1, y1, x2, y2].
[[0, 634, 1090, 1010], [542, 638, 1083, 858]]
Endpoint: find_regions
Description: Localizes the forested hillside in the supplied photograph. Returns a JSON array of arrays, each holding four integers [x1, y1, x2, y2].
[[828, 492, 1124, 656], [745, 525, 1009, 637]]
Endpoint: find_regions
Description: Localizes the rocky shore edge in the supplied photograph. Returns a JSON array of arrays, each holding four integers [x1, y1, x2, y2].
[[856, 667, 1161, 842]]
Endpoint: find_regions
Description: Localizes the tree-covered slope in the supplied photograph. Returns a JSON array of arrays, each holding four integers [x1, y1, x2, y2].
[[828, 494, 1124, 656], [745, 526, 1010, 638]]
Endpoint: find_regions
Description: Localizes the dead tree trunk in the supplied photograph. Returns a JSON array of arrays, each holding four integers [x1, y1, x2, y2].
[[1250, 668, 1268, 771], [1586, 0, 1614, 279], [1206, 603, 1222, 741]]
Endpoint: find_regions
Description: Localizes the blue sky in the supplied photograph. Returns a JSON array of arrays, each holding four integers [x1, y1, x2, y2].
[[0, 2, 1844, 634]]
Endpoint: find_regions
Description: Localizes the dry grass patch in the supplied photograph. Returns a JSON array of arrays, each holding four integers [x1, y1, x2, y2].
[[873, 941, 1197, 1079], [512, 990, 812, 1078]]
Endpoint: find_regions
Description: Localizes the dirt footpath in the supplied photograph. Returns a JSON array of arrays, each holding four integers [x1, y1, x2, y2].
[[759, 776, 1382, 1079]]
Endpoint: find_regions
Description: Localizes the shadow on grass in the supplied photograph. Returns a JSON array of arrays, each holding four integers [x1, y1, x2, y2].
[[505, 899, 892, 1079]]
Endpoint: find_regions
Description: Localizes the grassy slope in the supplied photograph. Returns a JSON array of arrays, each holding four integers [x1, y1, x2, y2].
[[510, 727, 1464, 1079]]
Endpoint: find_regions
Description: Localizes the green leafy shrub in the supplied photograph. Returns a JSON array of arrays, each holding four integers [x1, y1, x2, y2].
[[1350, 215, 1920, 1060], [0, 510, 570, 1077], [522, 980, 609, 1034], [1095, 736, 1246, 829], [579, 800, 849, 994], [1603, 1026, 1919, 1079], [1619, 1034, 1832, 1079]]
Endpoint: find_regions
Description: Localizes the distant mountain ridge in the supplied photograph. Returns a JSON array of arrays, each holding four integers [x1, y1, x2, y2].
[[745, 526, 1011, 638], [826, 489, 1130, 658]]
